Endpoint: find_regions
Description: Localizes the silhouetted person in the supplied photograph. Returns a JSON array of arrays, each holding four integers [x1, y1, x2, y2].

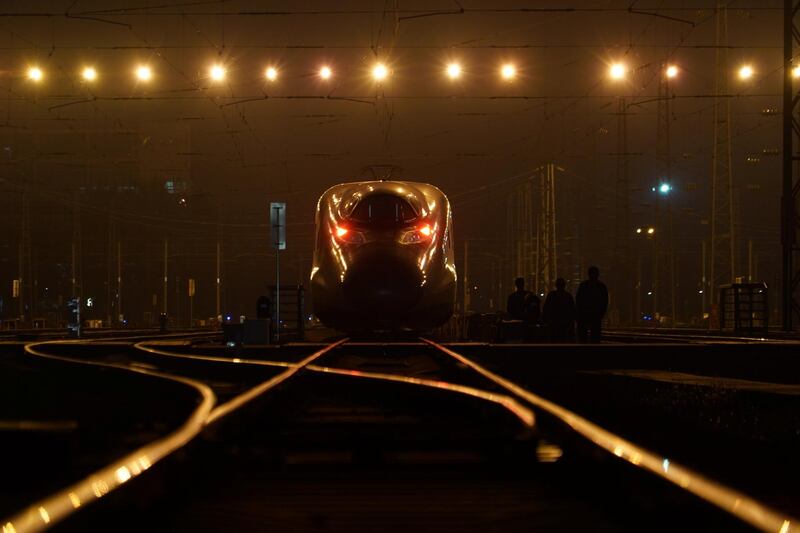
[[576, 266, 608, 343], [507, 277, 540, 323], [542, 278, 575, 342]]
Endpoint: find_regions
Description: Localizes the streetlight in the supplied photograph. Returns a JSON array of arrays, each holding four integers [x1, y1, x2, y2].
[[27, 66, 43, 82], [209, 64, 226, 82], [665, 65, 679, 79], [738, 65, 754, 80], [792, 65, 800, 79], [319, 65, 332, 80], [81, 67, 97, 82], [658, 183, 672, 195], [647, 227, 655, 235], [372, 63, 389, 82], [446, 62, 462, 80], [265, 66, 278, 81], [135, 65, 152, 82], [500, 63, 516, 80], [609, 62, 626, 80]]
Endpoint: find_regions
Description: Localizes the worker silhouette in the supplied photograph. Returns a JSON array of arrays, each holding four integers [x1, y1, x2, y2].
[[507, 277, 540, 323], [576, 266, 608, 342], [542, 278, 575, 342]]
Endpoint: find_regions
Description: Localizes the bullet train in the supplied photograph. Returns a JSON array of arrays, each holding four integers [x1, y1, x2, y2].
[[311, 180, 456, 332]]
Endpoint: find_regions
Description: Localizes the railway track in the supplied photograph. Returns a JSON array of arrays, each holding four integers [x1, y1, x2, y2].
[[603, 328, 799, 344], [0, 328, 220, 343], [2, 337, 797, 532]]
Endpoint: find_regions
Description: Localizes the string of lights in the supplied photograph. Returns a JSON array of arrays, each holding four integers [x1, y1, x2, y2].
[[0, 6, 782, 17], [13, 60, 788, 87]]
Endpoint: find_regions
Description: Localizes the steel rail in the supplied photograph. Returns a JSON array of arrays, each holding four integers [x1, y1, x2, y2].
[[306, 364, 535, 428], [134, 340, 293, 368], [0, 328, 219, 342], [2, 341, 216, 533], [421, 338, 798, 533], [604, 329, 794, 344], [204, 339, 348, 424], [86, 330, 220, 343], [134, 340, 531, 427], [4, 338, 345, 532]]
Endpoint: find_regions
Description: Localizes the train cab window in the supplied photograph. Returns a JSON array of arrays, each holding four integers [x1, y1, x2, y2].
[[349, 194, 417, 226]]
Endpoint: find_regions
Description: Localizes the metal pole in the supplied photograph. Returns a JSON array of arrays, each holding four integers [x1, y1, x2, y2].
[[702, 240, 707, 315], [216, 237, 221, 320], [71, 243, 76, 300], [189, 280, 194, 327], [464, 240, 470, 313], [550, 163, 557, 282], [782, 0, 794, 330], [175, 275, 181, 327], [107, 216, 112, 326], [275, 234, 280, 342], [273, 204, 282, 342], [117, 241, 122, 323], [163, 239, 168, 314]]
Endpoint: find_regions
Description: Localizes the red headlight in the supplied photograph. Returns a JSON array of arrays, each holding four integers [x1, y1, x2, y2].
[[400, 223, 434, 244], [334, 224, 364, 244]]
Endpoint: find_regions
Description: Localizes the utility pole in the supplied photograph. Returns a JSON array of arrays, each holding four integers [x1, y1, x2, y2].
[[463, 240, 470, 313], [782, 0, 800, 330], [107, 214, 113, 326], [537, 163, 558, 293], [71, 191, 81, 302], [656, 60, 677, 324], [163, 238, 168, 314], [506, 176, 535, 294], [117, 241, 122, 323], [19, 187, 31, 321], [614, 97, 631, 323], [710, 2, 736, 314], [216, 225, 222, 321], [701, 240, 708, 314]]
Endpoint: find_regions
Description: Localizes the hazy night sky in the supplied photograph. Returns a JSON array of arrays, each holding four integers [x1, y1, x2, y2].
[[0, 1, 784, 321]]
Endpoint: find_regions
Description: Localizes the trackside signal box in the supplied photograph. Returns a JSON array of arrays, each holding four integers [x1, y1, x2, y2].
[[719, 283, 768, 335]]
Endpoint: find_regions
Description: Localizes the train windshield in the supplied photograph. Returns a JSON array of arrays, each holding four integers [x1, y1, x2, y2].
[[349, 194, 418, 226]]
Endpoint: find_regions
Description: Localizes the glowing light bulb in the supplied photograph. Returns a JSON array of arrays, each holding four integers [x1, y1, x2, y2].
[[665, 65, 678, 79], [372, 63, 389, 81], [446, 62, 462, 79], [319, 66, 332, 80], [209, 64, 226, 81], [265, 66, 278, 81], [793, 66, 800, 79], [27, 66, 43, 82], [738, 65, 754, 80], [136, 65, 152, 81], [500, 63, 516, 80], [81, 67, 97, 82], [610, 63, 626, 80]]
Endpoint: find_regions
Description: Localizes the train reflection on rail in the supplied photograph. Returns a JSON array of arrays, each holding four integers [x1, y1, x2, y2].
[[311, 180, 457, 333]]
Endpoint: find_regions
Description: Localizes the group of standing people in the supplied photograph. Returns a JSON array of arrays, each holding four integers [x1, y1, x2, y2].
[[506, 266, 608, 342]]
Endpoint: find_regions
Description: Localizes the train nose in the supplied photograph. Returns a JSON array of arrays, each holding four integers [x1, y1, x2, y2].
[[342, 246, 423, 313]]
